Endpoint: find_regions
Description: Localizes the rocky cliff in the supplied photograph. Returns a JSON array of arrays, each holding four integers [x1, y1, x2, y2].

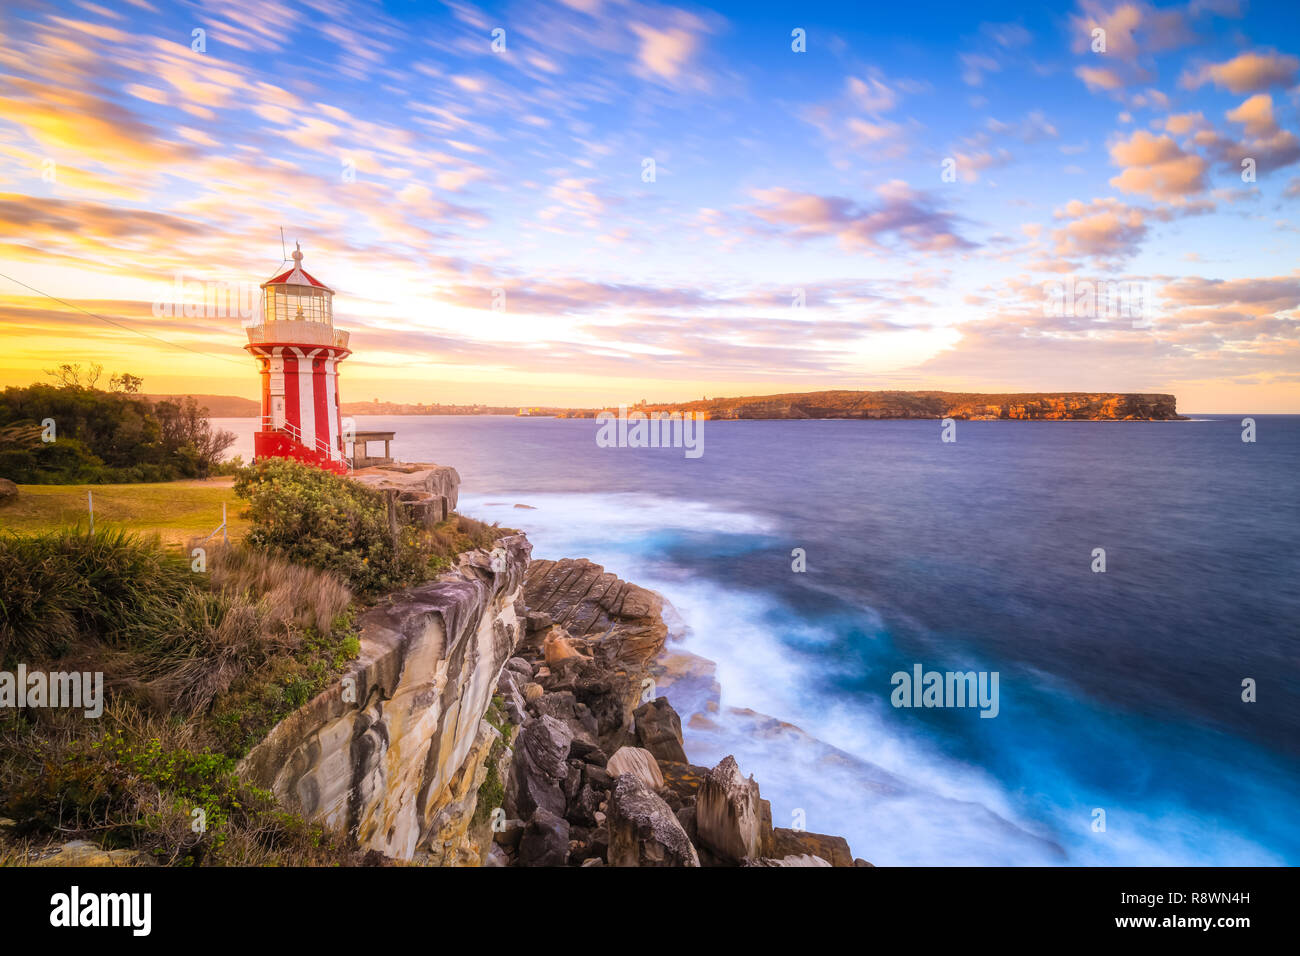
[[485, 558, 869, 867], [240, 549, 865, 866], [237, 532, 531, 864], [561, 390, 1185, 421]]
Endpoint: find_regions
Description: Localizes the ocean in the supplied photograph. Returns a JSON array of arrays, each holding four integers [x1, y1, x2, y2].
[[215, 414, 1300, 866]]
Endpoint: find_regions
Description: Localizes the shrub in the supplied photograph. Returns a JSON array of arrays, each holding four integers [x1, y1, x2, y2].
[[234, 458, 422, 593]]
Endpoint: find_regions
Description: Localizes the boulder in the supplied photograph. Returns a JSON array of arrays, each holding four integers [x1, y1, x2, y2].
[[505, 715, 572, 819], [0, 477, 17, 506], [634, 696, 688, 764], [542, 626, 590, 665], [606, 746, 664, 790], [30, 840, 138, 867], [696, 755, 766, 864], [606, 775, 699, 867], [658, 761, 709, 805], [770, 827, 855, 868], [517, 808, 570, 867], [503, 657, 533, 679]]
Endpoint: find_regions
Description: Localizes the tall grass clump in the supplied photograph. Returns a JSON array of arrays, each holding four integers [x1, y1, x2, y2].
[[0, 528, 364, 864]]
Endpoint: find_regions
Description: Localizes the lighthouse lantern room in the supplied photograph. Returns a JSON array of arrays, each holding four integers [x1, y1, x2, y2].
[[244, 243, 352, 474]]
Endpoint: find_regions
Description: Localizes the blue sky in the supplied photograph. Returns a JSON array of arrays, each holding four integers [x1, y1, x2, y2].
[[0, 0, 1297, 409]]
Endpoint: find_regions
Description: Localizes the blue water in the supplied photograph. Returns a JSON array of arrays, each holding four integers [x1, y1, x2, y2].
[[217, 414, 1300, 865]]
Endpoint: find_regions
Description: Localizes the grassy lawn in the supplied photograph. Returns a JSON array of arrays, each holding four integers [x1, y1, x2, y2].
[[0, 479, 247, 548]]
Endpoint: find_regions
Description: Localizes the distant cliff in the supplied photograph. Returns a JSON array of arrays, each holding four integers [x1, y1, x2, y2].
[[559, 390, 1186, 421], [144, 393, 261, 417]]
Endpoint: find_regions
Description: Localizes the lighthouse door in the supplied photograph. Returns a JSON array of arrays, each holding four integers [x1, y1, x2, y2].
[[271, 395, 285, 429]]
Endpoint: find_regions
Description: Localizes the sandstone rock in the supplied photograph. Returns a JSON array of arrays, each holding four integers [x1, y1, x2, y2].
[[606, 775, 699, 867], [0, 477, 17, 505], [523, 682, 544, 702], [658, 761, 709, 805], [696, 755, 766, 864], [524, 559, 666, 671], [351, 463, 460, 521], [542, 626, 590, 665], [744, 854, 832, 867], [518, 809, 569, 867], [583, 763, 612, 792], [492, 818, 525, 849], [237, 533, 531, 862], [634, 696, 688, 764], [496, 668, 528, 724], [770, 827, 855, 868], [606, 746, 664, 790], [31, 840, 138, 867]]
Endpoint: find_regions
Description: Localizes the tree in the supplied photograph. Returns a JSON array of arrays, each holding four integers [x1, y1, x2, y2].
[[44, 363, 103, 389], [109, 372, 143, 393], [153, 396, 236, 477]]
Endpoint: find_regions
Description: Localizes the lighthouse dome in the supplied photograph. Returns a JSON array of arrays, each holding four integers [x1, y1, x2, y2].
[[247, 242, 349, 350], [259, 243, 335, 325]]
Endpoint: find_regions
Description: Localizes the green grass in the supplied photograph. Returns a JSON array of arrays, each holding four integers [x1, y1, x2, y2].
[[0, 480, 247, 548]]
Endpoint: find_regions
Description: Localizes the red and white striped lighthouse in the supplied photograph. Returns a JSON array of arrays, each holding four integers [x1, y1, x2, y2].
[[244, 243, 351, 474]]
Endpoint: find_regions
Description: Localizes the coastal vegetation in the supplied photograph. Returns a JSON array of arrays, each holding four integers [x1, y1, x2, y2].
[[0, 367, 237, 484], [0, 528, 363, 864], [0, 459, 511, 864], [233, 457, 507, 594]]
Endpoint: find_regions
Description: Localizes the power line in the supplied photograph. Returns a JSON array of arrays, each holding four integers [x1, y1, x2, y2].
[[0, 268, 250, 367]]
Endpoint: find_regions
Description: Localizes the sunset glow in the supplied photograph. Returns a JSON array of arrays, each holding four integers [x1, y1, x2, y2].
[[1, 0, 1297, 410]]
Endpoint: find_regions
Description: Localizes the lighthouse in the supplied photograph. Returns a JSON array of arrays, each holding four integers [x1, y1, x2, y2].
[[244, 243, 351, 474]]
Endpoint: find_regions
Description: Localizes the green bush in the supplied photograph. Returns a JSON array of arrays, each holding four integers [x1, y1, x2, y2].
[[234, 458, 422, 593]]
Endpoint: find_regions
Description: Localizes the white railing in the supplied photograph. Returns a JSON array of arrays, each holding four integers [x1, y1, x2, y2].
[[244, 321, 350, 349], [261, 416, 351, 472]]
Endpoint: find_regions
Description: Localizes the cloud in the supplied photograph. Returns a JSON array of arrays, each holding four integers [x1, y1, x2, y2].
[[629, 14, 707, 85], [1108, 129, 1208, 201], [960, 53, 1001, 87], [747, 182, 975, 254], [1181, 50, 1300, 93], [847, 75, 899, 112], [1076, 65, 1126, 91], [1050, 197, 1150, 261]]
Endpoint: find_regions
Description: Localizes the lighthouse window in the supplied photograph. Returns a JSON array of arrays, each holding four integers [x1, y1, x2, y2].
[[263, 288, 332, 324]]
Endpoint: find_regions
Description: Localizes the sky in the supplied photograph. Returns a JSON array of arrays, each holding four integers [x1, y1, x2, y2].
[[0, 0, 1297, 412]]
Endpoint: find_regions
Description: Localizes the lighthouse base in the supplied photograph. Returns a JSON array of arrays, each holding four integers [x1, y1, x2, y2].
[[254, 431, 349, 475]]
